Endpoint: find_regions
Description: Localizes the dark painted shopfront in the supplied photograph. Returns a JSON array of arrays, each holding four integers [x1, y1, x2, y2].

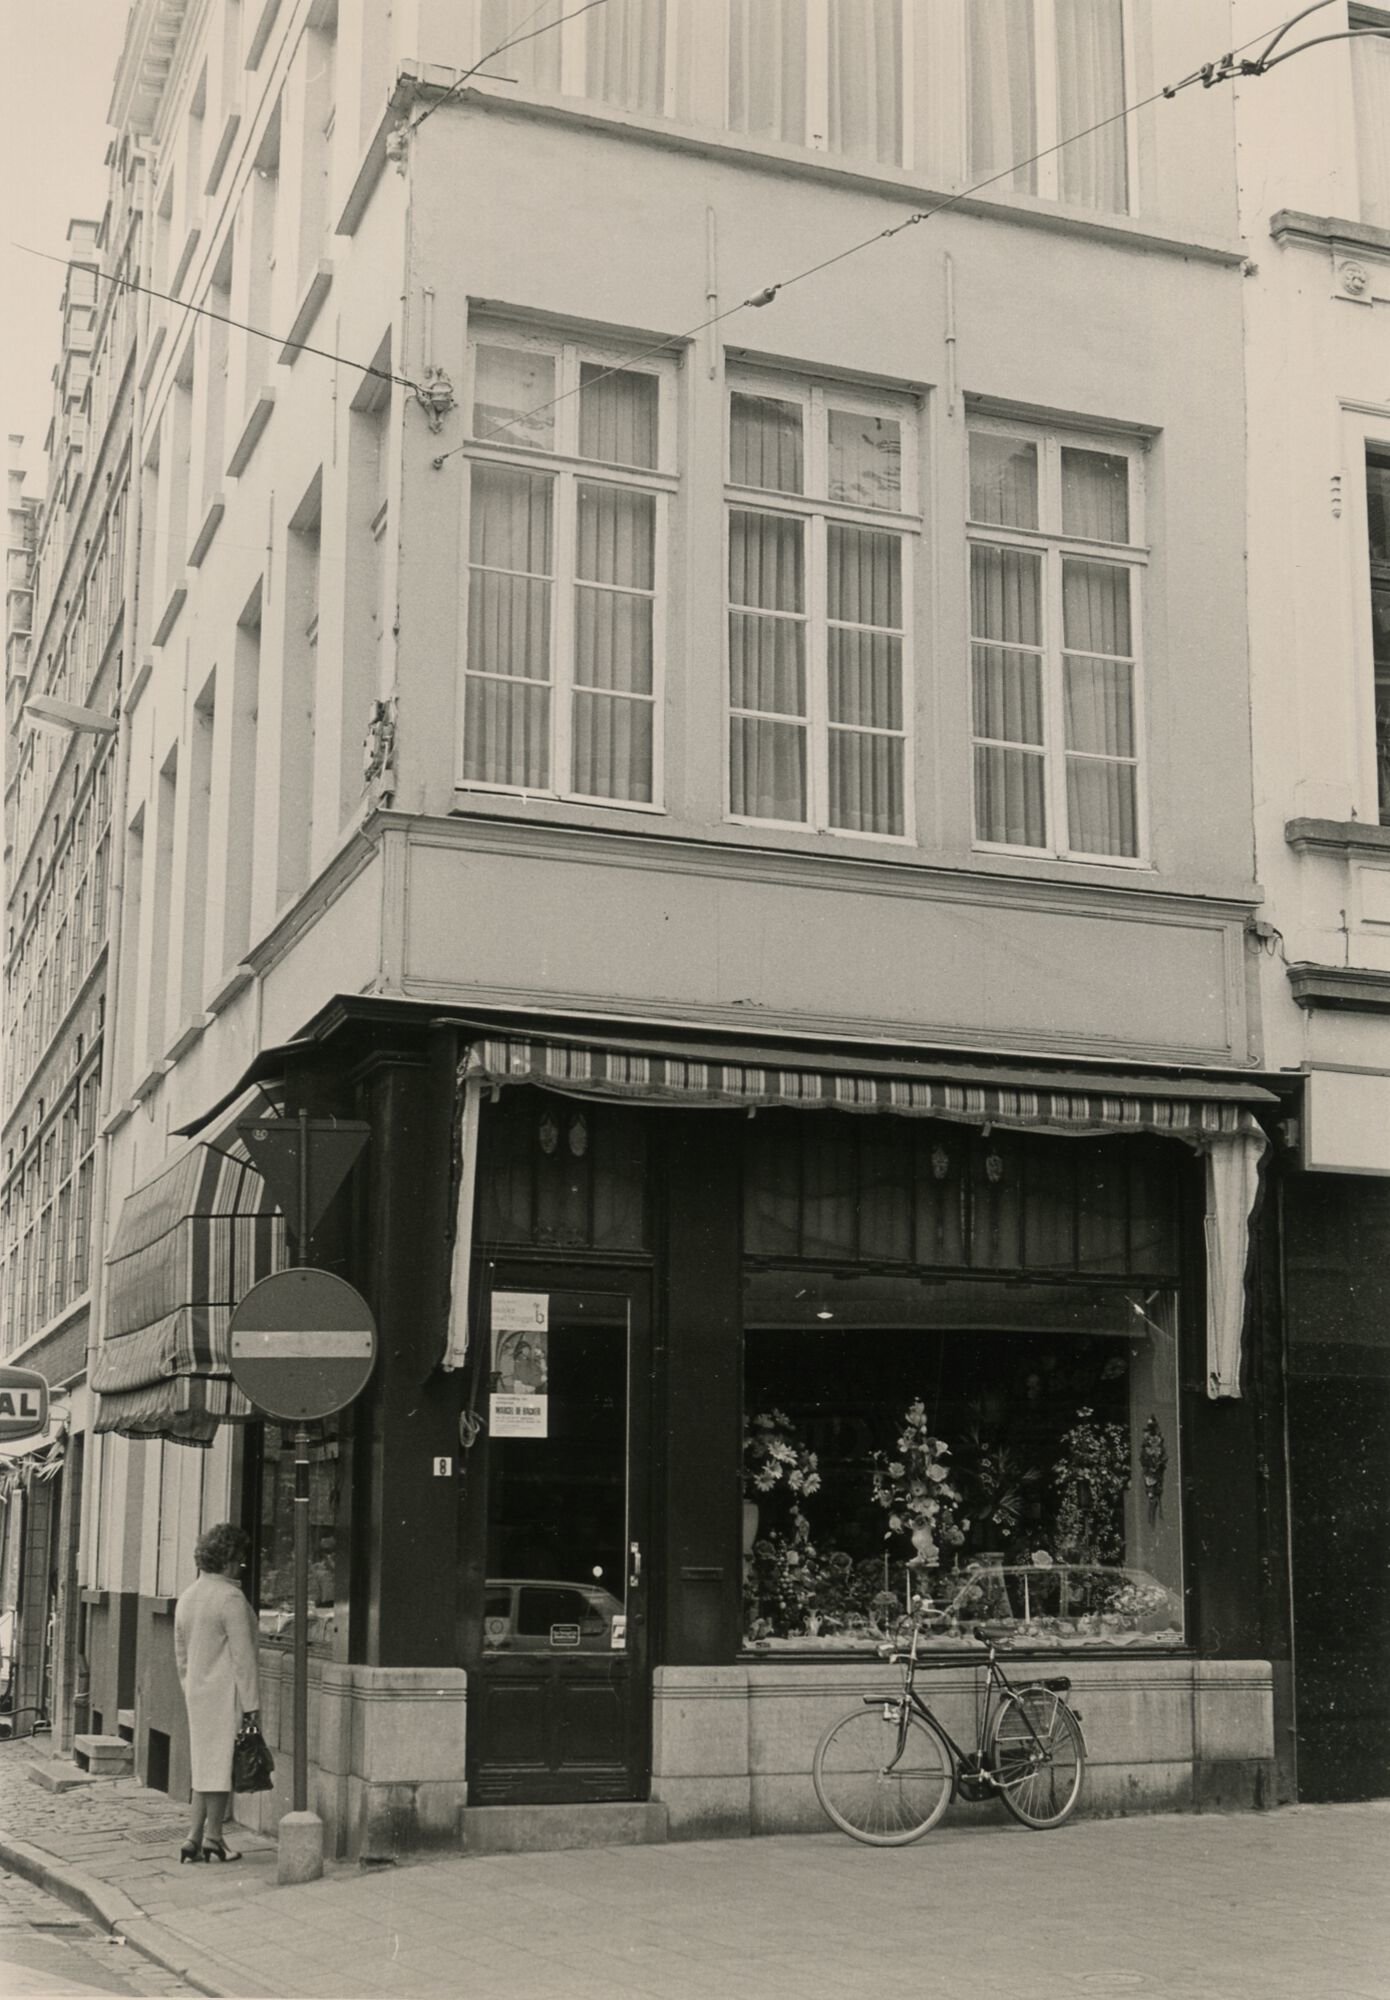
[[91, 1011, 1331, 1847]]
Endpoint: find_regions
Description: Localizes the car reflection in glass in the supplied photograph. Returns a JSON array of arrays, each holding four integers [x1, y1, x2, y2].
[[482, 1579, 625, 1652]]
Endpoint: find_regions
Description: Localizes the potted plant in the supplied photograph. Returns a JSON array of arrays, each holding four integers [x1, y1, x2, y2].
[[870, 1400, 969, 1575]]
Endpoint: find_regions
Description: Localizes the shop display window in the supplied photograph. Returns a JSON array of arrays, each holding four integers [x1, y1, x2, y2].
[[256, 1422, 342, 1651]]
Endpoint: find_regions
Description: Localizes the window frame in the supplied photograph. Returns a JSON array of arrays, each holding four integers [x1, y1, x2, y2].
[[723, 368, 921, 844], [1349, 410, 1390, 823], [458, 322, 677, 813], [1349, 6, 1390, 232], [723, 0, 915, 171], [966, 414, 1149, 866], [471, 0, 682, 118]]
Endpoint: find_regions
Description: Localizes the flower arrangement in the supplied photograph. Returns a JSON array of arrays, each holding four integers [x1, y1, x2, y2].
[[1053, 1406, 1130, 1568], [870, 1400, 968, 1570]]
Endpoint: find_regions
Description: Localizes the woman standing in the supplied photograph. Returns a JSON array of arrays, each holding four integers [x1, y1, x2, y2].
[[174, 1523, 260, 1862]]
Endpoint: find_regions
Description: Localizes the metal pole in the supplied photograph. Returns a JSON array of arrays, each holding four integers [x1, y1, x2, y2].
[[293, 1422, 310, 1816]]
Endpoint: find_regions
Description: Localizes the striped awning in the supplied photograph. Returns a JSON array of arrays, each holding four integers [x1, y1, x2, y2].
[[92, 1142, 286, 1446], [460, 1032, 1275, 1142]]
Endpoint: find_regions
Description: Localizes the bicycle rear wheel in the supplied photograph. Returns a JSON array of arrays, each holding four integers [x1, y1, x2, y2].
[[813, 1703, 954, 1845], [987, 1689, 1086, 1829]]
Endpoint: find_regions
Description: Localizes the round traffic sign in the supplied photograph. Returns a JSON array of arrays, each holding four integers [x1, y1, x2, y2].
[[229, 1269, 377, 1421]]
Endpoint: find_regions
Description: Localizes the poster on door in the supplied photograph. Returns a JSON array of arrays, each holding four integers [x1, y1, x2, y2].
[[489, 1293, 549, 1438]]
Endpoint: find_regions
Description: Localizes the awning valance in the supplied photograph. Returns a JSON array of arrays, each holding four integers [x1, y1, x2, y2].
[[460, 1032, 1275, 1143], [92, 1143, 286, 1446], [446, 1031, 1272, 1397]]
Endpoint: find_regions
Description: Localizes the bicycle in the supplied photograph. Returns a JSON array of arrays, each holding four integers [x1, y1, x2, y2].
[[812, 1615, 1086, 1843]]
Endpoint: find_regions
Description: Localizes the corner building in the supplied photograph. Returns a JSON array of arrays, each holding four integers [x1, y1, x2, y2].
[[87, 0, 1283, 1855]]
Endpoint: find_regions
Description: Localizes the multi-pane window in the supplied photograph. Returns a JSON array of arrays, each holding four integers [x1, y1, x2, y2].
[[477, 0, 670, 114], [462, 330, 673, 807], [726, 378, 915, 837], [1368, 443, 1390, 821], [1351, 7, 1390, 229], [968, 423, 1144, 860], [727, 0, 907, 167], [967, 0, 1129, 211]]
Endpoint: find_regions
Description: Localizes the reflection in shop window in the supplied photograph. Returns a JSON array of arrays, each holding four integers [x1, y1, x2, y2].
[[257, 1422, 341, 1650]]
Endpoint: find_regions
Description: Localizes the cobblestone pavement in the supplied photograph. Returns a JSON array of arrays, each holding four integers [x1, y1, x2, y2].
[[0, 1866, 196, 1997], [1, 1742, 1387, 2000]]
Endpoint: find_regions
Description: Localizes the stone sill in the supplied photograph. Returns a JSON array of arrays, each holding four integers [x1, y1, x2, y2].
[[1285, 817, 1390, 856], [278, 262, 333, 365], [1270, 209, 1390, 257], [1287, 963, 1390, 1013], [227, 387, 275, 477]]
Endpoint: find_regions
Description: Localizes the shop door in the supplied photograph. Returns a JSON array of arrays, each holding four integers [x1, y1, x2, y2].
[[464, 1275, 651, 1805]]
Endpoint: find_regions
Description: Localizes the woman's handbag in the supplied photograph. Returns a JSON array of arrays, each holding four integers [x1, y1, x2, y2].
[[231, 1715, 275, 1795]]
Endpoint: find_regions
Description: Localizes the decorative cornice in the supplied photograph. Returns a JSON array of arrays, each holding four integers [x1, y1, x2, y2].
[[1287, 963, 1390, 1013], [1285, 817, 1390, 857], [1270, 209, 1390, 259]]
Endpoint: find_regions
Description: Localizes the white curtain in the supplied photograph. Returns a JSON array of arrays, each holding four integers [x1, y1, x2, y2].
[[729, 507, 808, 820], [827, 523, 904, 833], [1061, 445, 1128, 542], [827, 0, 903, 165], [971, 543, 1045, 845], [443, 1074, 484, 1373], [1353, 28, 1390, 229], [586, 0, 667, 113], [1203, 1129, 1265, 1399], [1062, 556, 1136, 856], [1055, 0, 1127, 211], [970, 432, 1039, 529], [579, 363, 658, 469], [479, 0, 564, 91], [730, 391, 804, 493], [728, 0, 808, 146], [572, 482, 656, 801], [968, 0, 1037, 191], [465, 464, 553, 788]]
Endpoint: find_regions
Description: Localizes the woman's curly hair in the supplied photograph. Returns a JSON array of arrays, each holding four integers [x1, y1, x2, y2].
[[194, 1522, 250, 1575]]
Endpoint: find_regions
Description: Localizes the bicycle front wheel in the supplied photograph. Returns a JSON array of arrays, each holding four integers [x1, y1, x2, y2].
[[813, 1703, 955, 1845], [987, 1689, 1086, 1830]]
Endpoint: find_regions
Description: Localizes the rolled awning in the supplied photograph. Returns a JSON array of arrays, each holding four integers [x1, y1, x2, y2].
[[445, 1029, 1274, 1397], [92, 1141, 286, 1446]]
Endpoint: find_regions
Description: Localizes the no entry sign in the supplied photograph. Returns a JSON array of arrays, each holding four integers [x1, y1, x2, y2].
[[229, 1269, 377, 1421], [0, 1366, 48, 1442]]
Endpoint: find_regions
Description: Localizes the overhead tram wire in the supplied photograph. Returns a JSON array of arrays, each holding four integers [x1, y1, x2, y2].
[[10, 242, 421, 391], [431, 0, 1365, 471], [409, 0, 611, 133]]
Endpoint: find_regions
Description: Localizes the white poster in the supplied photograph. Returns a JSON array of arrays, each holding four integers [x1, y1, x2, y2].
[[489, 1299, 550, 1438]]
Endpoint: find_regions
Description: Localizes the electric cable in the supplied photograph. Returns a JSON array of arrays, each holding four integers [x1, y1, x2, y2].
[[10, 241, 421, 391], [431, 0, 1368, 469], [410, 0, 611, 132]]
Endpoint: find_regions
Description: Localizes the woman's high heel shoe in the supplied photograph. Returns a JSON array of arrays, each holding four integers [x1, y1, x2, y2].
[[202, 1839, 241, 1862], [179, 1840, 203, 1864]]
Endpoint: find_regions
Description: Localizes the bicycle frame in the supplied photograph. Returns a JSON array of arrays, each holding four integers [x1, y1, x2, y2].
[[872, 1621, 1077, 1798]]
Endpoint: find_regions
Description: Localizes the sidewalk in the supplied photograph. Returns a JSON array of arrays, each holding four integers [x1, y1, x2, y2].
[[2, 1742, 1387, 2000]]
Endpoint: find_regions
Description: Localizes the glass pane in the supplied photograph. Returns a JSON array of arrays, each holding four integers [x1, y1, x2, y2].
[[829, 628, 902, 729], [969, 433, 1039, 529], [469, 462, 553, 572], [827, 523, 901, 625], [730, 508, 804, 610], [975, 743, 1046, 846], [827, 0, 903, 165], [479, 1, 563, 92], [579, 365, 659, 469], [585, 0, 666, 114], [575, 588, 652, 694], [472, 344, 555, 449], [972, 643, 1043, 744], [468, 572, 552, 681], [730, 393, 804, 493], [572, 690, 653, 801], [731, 716, 807, 820], [484, 1294, 631, 1654], [1062, 447, 1129, 542], [1063, 558, 1130, 655], [258, 1424, 341, 1651], [829, 727, 903, 835], [1370, 448, 1390, 820], [729, 612, 805, 715], [727, 0, 807, 145], [1066, 756, 1138, 857], [828, 408, 902, 509], [463, 676, 550, 788], [1056, 0, 1128, 212], [1064, 654, 1134, 756], [971, 543, 1041, 644], [576, 483, 655, 589], [967, 0, 1037, 191]]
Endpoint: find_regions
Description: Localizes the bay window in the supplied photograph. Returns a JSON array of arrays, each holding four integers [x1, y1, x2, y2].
[[462, 330, 673, 807], [727, 378, 916, 837], [968, 421, 1145, 860], [968, 0, 1129, 212]]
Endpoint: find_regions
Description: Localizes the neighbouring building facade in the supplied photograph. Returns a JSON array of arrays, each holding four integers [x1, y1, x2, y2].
[[1, 122, 145, 1744], [1233, 0, 1390, 1801], [27, 0, 1387, 1855]]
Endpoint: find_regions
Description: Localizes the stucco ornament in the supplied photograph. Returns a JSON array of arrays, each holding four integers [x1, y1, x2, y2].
[[414, 367, 456, 433], [362, 694, 398, 806], [1337, 260, 1370, 298]]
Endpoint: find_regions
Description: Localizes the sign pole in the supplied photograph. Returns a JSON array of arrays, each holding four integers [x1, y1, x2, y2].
[[292, 1420, 310, 1817]]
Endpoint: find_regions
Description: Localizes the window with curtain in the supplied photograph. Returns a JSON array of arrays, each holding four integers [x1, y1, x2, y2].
[[1368, 443, 1390, 822], [968, 0, 1129, 212], [463, 328, 672, 807], [727, 378, 915, 836], [1351, 8, 1390, 229], [969, 423, 1144, 859], [477, 0, 668, 114], [727, 0, 906, 167]]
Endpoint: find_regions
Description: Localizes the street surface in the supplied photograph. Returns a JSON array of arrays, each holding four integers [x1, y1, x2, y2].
[[0, 1867, 195, 1998]]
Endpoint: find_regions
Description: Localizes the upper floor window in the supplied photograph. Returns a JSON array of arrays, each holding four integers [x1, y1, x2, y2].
[[968, 420, 1145, 860], [726, 375, 917, 837], [1368, 443, 1390, 819], [1351, 7, 1390, 230], [727, 0, 907, 168], [969, 0, 1128, 212], [461, 328, 676, 808], [478, 0, 669, 113]]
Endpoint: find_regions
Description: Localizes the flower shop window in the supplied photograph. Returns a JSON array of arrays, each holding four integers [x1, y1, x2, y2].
[[256, 1420, 342, 1653], [742, 1276, 1182, 1652]]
